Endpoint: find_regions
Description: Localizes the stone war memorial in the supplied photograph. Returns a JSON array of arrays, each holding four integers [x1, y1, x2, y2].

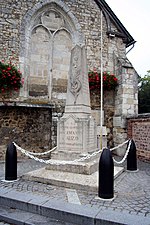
[[0, 0, 138, 166]]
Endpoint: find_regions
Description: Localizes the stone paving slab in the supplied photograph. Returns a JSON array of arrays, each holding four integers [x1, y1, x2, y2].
[[0, 159, 149, 224], [21, 166, 124, 192]]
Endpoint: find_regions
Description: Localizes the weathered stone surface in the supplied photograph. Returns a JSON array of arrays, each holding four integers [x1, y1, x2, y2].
[[0, 0, 139, 157], [23, 166, 124, 192], [56, 45, 97, 161], [0, 105, 52, 158]]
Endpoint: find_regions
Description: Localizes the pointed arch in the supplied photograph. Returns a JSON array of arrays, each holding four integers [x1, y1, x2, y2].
[[19, 0, 85, 100], [52, 28, 72, 99]]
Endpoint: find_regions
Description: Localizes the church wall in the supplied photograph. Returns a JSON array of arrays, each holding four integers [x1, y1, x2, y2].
[[0, 0, 126, 80], [0, 105, 52, 159], [0, 0, 138, 156]]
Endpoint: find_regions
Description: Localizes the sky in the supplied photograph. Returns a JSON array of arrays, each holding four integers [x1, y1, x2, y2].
[[105, 0, 150, 77]]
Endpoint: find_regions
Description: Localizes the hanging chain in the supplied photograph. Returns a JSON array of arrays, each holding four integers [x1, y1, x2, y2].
[[113, 140, 131, 164], [14, 142, 102, 165], [13, 140, 131, 165], [110, 140, 129, 151], [13, 142, 57, 156]]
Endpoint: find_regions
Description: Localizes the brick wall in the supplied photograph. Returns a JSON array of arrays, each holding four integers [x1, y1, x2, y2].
[[127, 114, 150, 161]]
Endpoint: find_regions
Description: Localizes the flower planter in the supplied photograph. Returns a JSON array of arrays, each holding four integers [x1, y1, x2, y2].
[[88, 70, 118, 91], [0, 61, 23, 98]]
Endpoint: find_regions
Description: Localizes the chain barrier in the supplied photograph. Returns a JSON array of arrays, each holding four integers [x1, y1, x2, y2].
[[13, 142, 57, 156], [13, 142, 102, 165], [13, 140, 131, 166], [110, 140, 129, 152], [112, 140, 131, 164]]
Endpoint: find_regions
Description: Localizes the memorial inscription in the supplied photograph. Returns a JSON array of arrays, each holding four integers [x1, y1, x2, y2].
[[58, 116, 83, 151]]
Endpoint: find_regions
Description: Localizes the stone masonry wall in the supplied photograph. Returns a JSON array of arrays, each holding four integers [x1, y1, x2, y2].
[[127, 115, 150, 161], [0, 0, 126, 79], [0, 106, 52, 159], [90, 89, 115, 147], [0, 0, 138, 156]]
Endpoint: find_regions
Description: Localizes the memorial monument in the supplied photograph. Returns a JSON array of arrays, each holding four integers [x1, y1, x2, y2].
[[46, 44, 107, 177], [52, 45, 97, 161], [23, 45, 122, 191]]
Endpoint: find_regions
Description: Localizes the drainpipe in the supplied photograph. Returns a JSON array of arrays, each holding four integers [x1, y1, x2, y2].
[[126, 42, 135, 55]]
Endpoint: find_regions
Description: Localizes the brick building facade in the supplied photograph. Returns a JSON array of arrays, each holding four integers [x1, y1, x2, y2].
[[127, 114, 150, 161]]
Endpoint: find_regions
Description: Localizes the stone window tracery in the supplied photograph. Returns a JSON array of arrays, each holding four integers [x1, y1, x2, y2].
[[28, 9, 72, 100]]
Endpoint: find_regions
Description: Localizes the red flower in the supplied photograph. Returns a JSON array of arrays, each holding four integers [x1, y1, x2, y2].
[[88, 70, 118, 91], [95, 75, 99, 81], [103, 76, 106, 81], [0, 60, 23, 94]]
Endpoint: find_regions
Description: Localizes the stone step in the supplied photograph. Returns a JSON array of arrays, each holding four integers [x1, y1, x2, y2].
[[0, 206, 54, 225], [0, 187, 149, 225], [0, 204, 76, 225], [22, 166, 124, 192], [45, 158, 99, 175], [0, 188, 97, 225]]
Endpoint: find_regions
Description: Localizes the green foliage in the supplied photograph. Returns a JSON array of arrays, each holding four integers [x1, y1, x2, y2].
[[138, 70, 150, 113]]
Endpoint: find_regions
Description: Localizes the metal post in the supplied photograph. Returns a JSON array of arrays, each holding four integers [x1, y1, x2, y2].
[[98, 148, 114, 199], [5, 142, 17, 181], [127, 139, 137, 171], [100, 10, 103, 150]]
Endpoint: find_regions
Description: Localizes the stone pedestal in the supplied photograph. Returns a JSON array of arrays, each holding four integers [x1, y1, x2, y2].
[[50, 113, 98, 174], [23, 166, 124, 192], [56, 114, 97, 157]]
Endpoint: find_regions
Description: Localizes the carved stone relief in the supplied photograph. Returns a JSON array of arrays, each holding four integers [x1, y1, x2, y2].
[[69, 46, 82, 104]]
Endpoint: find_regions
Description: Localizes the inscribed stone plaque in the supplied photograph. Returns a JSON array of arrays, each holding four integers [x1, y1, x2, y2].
[[58, 115, 83, 151]]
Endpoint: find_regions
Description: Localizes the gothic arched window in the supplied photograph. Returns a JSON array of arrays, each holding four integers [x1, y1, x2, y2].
[[28, 10, 72, 100]]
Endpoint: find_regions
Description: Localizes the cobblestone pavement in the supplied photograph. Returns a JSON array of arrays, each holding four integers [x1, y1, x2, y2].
[[0, 158, 149, 222]]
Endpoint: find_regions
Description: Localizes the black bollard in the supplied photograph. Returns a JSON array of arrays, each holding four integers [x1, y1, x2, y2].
[[5, 142, 17, 181], [98, 148, 114, 199], [127, 139, 137, 171]]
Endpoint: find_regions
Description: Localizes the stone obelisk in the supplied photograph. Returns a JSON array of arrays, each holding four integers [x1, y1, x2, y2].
[[55, 45, 97, 160]]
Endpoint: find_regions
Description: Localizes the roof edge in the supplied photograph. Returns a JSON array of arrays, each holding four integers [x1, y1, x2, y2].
[[94, 0, 136, 47]]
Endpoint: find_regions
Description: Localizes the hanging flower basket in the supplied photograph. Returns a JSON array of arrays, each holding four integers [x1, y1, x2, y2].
[[0, 61, 23, 96], [88, 70, 118, 91]]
